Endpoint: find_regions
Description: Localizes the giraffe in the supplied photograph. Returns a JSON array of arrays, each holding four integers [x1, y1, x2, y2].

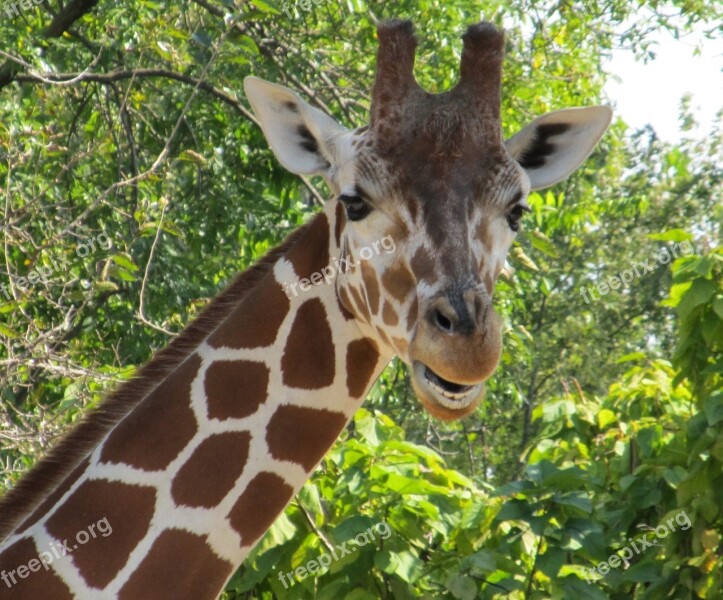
[[0, 20, 611, 599]]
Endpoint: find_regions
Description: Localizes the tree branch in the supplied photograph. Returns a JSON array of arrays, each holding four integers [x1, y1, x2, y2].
[[14, 68, 258, 123], [0, 0, 101, 90]]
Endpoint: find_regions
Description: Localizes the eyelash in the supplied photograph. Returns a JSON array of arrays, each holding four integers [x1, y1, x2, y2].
[[339, 194, 371, 221], [506, 203, 531, 232]]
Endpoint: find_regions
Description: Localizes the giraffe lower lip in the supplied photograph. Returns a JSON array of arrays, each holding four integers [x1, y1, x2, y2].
[[413, 362, 480, 407], [423, 367, 474, 398]]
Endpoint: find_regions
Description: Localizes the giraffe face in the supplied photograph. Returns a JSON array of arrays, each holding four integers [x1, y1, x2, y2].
[[244, 22, 611, 420], [329, 121, 525, 420]]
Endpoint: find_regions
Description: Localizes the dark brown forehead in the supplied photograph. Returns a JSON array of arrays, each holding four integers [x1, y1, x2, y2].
[[364, 102, 516, 208], [404, 93, 507, 160]]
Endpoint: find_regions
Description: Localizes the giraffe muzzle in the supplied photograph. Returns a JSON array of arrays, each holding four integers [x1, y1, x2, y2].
[[410, 361, 485, 420], [408, 288, 502, 420]]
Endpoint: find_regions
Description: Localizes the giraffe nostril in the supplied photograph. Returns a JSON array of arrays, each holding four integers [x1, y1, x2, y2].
[[434, 309, 454, 333]]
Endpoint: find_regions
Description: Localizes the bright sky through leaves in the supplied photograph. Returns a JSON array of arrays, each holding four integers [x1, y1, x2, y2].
[[605, 24, 722, 141]]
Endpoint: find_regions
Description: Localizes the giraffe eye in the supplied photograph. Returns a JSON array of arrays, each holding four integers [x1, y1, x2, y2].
[[339, 194, 371, 221], [506, 203, 530, 232]]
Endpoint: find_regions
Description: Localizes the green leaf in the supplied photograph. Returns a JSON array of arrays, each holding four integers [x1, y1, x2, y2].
[[713, 296, 723, 320], [0, 322, 20, 338], [597, 409, 616, 429], [110, 253, 139, 272], [616, 351, 647, 363], [297, 485, 324, 525], [619, 474, 637, 491], [460, 550, 496, 573], [553, 491, 593, 514], [0, 302, 18, 314], [647, 229, 693, 242], [526, 460, 587, 491], [620, 561, 661, 582], [250, 0, 280, 14], [662, 466, 688, 488], [343, 591, 378, 600], [703, 392, 723, 426], [237, 34, 260, 55], [383, 440, 443, 466], [374, 550, 423, 583], [537, 547, 565, 578], [530, 230, 560, 258], [445, 574, 477, 600], [563, 519, 606, 557], [675, 278, 716, 318], [496, 498, 533, 521], [93, 281, 119, 293]]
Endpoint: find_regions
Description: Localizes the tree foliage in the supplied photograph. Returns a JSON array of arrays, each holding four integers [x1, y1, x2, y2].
[[0, 0, 720, 598]]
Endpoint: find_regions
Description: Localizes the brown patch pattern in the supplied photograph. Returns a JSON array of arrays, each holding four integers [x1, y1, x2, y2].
[[118, 529, 232, 600], [346, 339, 380, 397], [171, 432, 251, 508], [381, 301, 399, 326], [281, 299, 335, 389], [227, 472, 293, 545], [208, 276, 289, 349], [392, 336, 409, 355], [205, 360, 270, 420], [349, 285, 371, 323], [0, 537, 74, 598], [45, 480, 156, 589], [15, 457, 90, 535], [410, 246, 435, 282], [285, 213, 330, 280], [266, 405, 348, 471], [100, 354, 200, 471], [381, 262, 415, 303]]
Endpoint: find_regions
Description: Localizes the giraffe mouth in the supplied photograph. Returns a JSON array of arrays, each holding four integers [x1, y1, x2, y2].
[[412, 361, 482, 410]]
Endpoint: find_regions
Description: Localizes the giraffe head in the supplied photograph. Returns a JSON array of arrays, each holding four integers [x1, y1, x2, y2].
[[244, 21, 611, 420]]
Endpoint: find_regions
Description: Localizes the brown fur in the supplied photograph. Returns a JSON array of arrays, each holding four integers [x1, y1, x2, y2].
[[0, 217, 320, 543]]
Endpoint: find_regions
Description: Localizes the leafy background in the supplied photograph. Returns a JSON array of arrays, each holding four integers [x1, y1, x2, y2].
[[0, 0, 721, 598]]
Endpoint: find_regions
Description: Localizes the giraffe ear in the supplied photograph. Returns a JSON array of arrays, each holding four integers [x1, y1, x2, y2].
[[505, 106, 612, 190], [244, 76, 348, 176]]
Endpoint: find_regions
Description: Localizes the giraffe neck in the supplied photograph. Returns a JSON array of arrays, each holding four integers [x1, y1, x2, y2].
[[0, 202, 392, 599]]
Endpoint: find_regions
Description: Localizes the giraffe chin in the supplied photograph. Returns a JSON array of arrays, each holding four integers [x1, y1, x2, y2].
[[411, 361, 484, 421]]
